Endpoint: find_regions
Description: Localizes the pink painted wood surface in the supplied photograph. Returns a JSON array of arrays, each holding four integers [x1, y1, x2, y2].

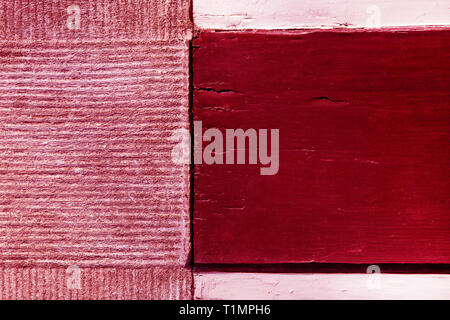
[[0, 40, 190, 267], [0, 266, 192, 300], [0, 0, 192, 299], [193, 30, 450, 264], [194, 0, 450, 29], [195, 272, 450, 300], [0, 0, 191, 40]]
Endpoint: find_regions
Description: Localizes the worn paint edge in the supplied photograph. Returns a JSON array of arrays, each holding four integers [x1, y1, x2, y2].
[[194, 0, 450, 30]]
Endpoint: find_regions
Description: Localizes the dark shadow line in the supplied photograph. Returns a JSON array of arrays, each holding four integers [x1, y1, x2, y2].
[[195, 263, 450, 274]]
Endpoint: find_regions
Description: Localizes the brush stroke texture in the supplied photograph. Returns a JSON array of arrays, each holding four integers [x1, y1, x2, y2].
[[193, 30, 450, 264]]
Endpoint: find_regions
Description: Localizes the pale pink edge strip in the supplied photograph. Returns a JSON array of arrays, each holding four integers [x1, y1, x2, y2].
[[194, 273, 450, 300]]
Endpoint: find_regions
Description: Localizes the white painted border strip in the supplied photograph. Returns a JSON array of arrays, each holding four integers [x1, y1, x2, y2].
[[195, 273, 450, 300], [194, 0, 450, 29]]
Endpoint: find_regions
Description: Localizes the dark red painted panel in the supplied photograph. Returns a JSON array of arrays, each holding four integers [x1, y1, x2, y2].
[[193, 30, 450, 264]]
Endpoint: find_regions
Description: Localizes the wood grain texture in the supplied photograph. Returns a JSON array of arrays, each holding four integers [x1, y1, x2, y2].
[[194, 0, 450, 30], [195, 272, 450, 300], [0, 266, 192, 300], [0, 0, 192, 299], [0, 0, 191, 40], [193, 30, 450, 264], [0, 40, 190, 267]]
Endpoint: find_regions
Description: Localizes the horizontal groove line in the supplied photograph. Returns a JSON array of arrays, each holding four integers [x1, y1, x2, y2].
[[0, 220, 181, 227], [0, 42, 186, 49], [0, 56, 186, 64], [0, 114, 186, 120], [0, 107, 185, 112], [0, 217, 184, 222], [0, 47, 184, 54], [0, 210, 183, 216], [0, 196, 185, 202], [0, 133, 184, 138], [0, 168, 182, 174], [0, 245, 179, 254], [0, 152, 179, 158], [0, 78, 187, 87], [0, 162, 181, 168], [1, 119, 187, 124], [0, 165, 182, 170], [0, 174, 180, 179], [0, 47, 185, 55], [0, 88, 185, 96], [0, 184, 185, 190], [0, 190, 186, 197], [0, 209, 183, 215], [0, 85, 186, 92], [0, 92, 186, 99], [0, 230, 181, 237], [0, 228, 181, 235], [0, 56, 185, 64], [0, 229, 183, 236], [0, 60, 185, 68], [3, 194, 185, 201], [0, 210, 184, 216], [0, 119, 186, 125], [0, 105, 185, 111], [0, 252, 181, 259], [0, 167, 185, 173], [0, 99, 185, 105], [0, 182, 185, 188], [0, 196, 185, 203], [0, 202, 185, 207], [0, 134, 184, 140], [0, 97, 186, 103], [0, 204, 184, 209], [0, 115, 185, 120], [0, 257, 181, 265], [0, 68, 187, 76], [0, 70, 186, 79], [0, 166, 183, 172], [0, 224, 181, 230], [0, 246, 182, 254], [0, 139, 182, 145], [1, 124, 185, 130], [0, 166, 185, 172], [0, 39, 186, 44], [0, 117, 185, 123], [0, 243, 177, 251], [0, 117, 186, 124], [0, 209, 184, 216], [0, 67, 185, 77], [0, 148, 181, 153], [0, 75, 184, 84], [0, 124, 185, 129], [0, 87, 185, 94], [0, 54, 185, 62]]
